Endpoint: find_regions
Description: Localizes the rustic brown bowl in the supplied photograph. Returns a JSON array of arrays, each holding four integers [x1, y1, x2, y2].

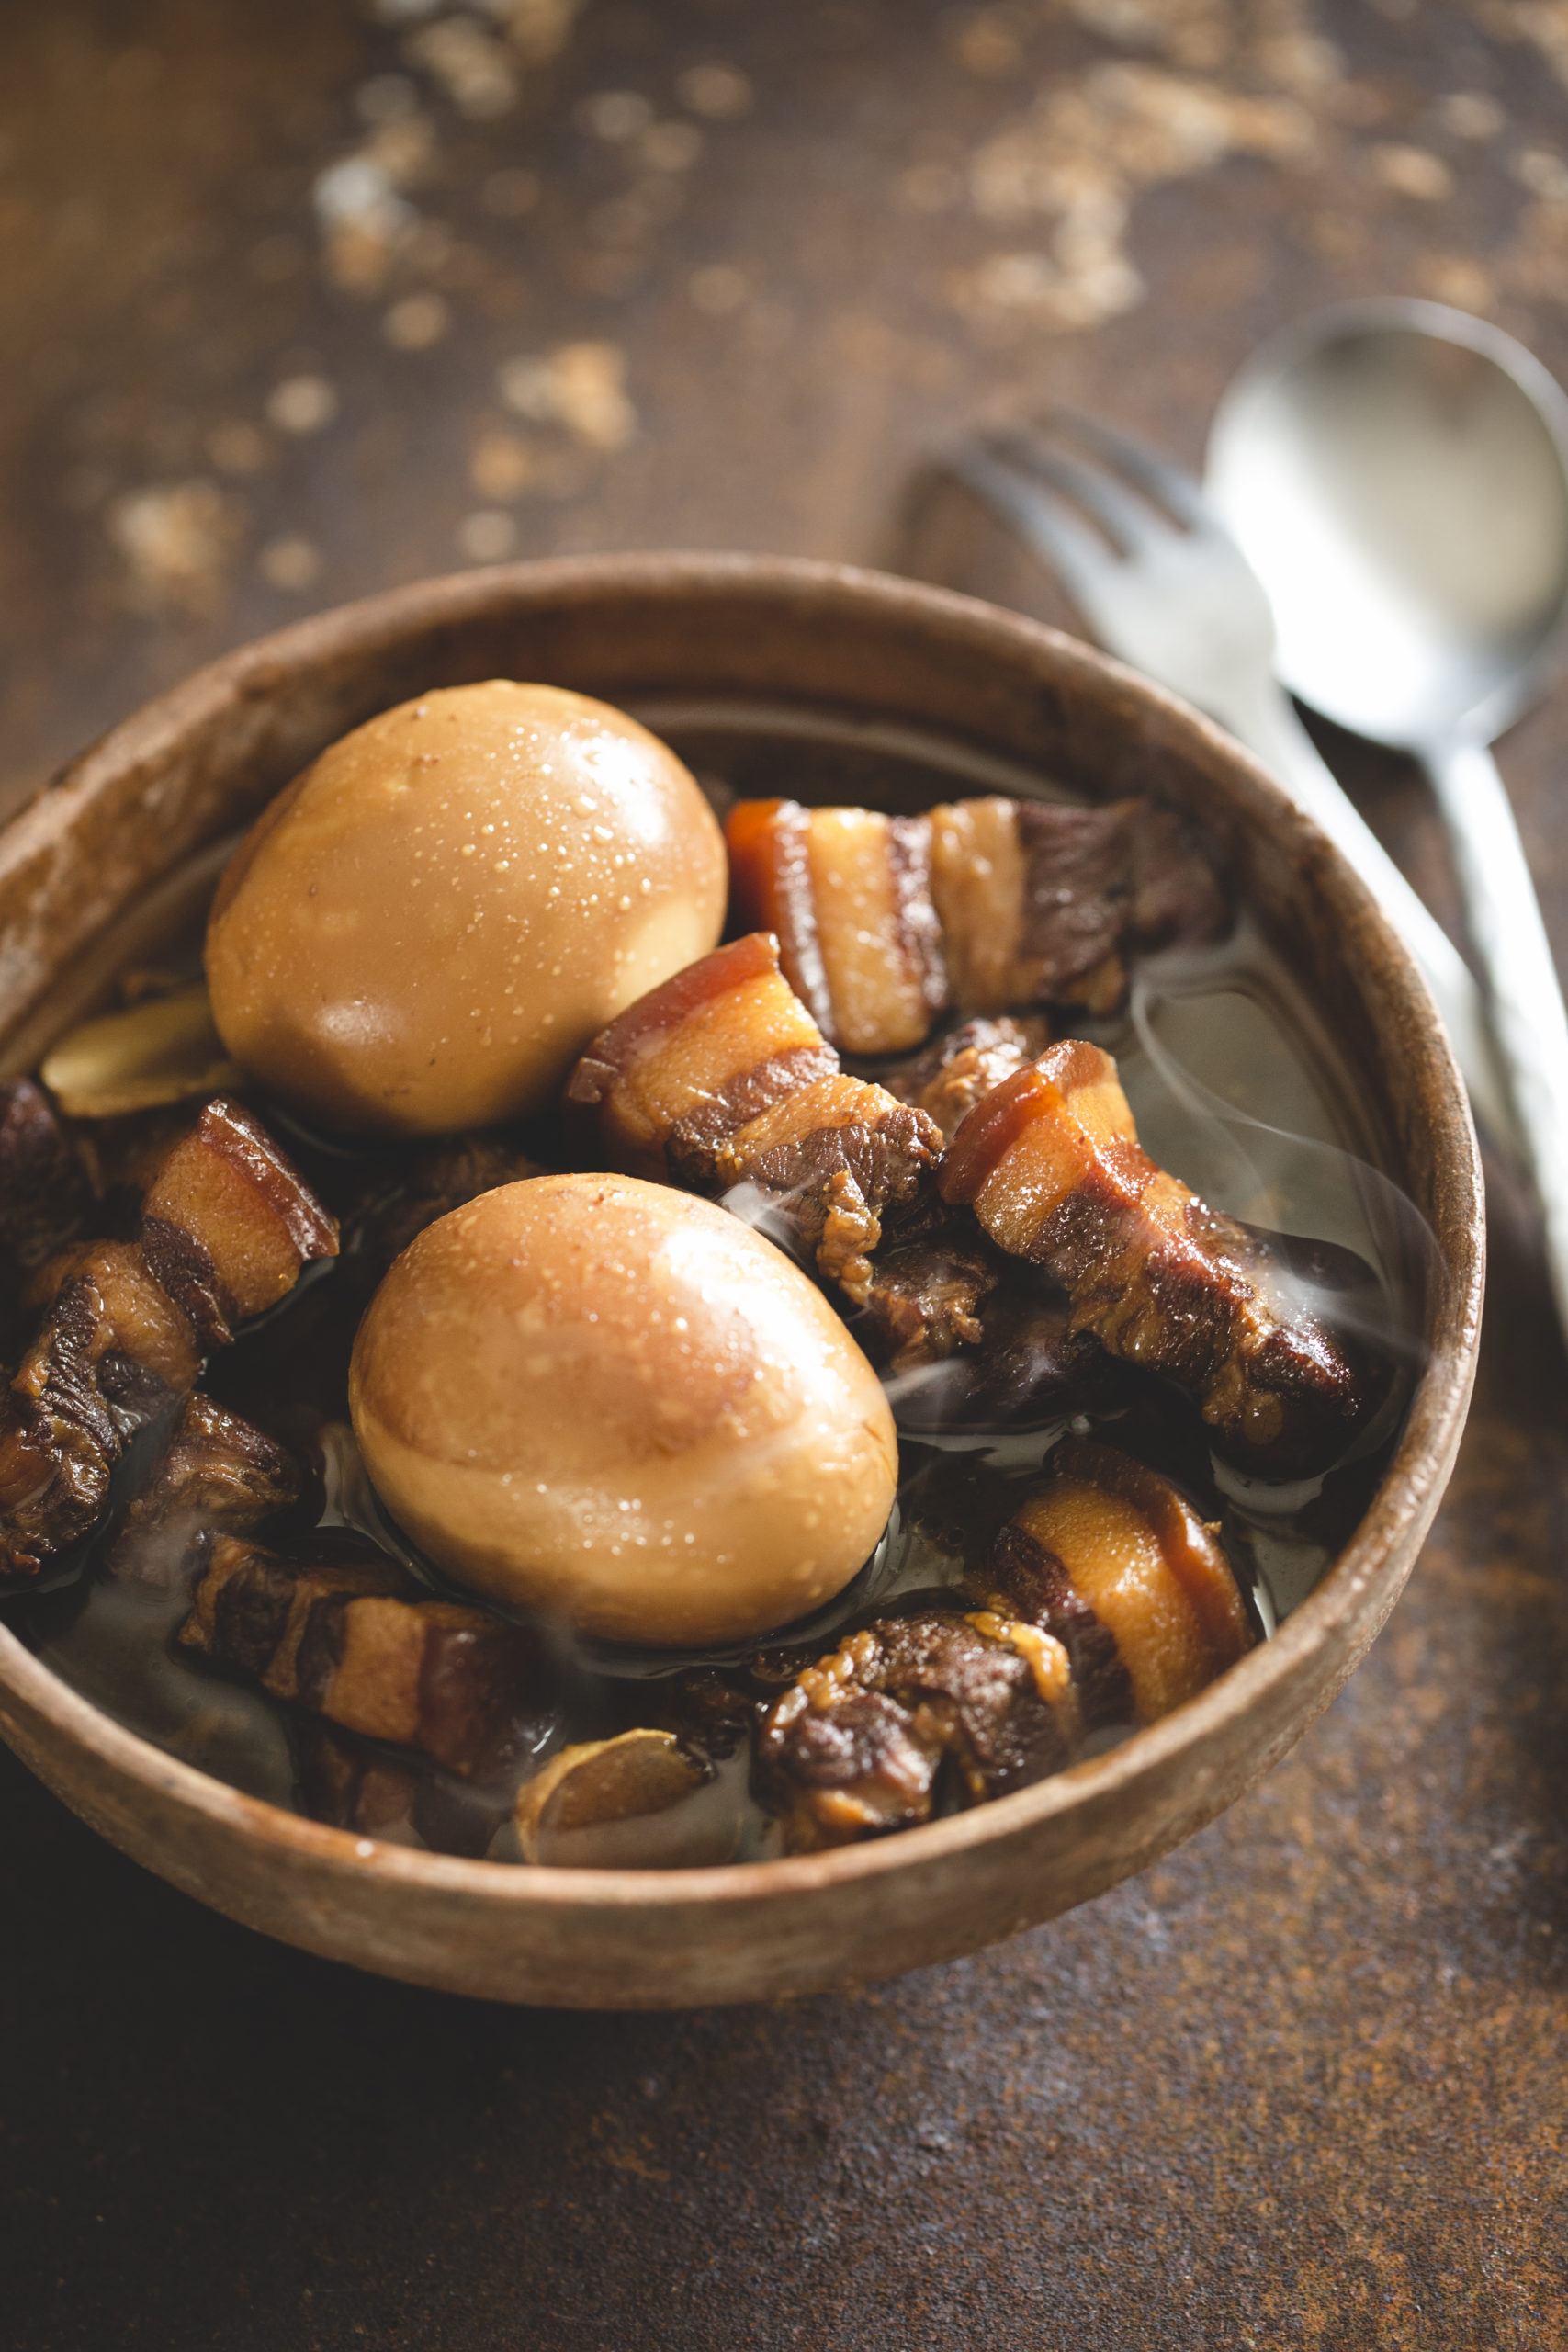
[[0, 555, 1483, 2007]]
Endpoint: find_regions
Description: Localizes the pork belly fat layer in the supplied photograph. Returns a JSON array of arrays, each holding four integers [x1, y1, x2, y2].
[[142, 1095, 339, 1333], [927, 797, 1029, 1012], [727, 799, 947, 1054], [980, 1437, 1252, 1728], [940, 1039, 1374, 1475], [181, 1535, 551, 1781], [930, 796, 1224, 1017], [567, 931, 832, 1181]]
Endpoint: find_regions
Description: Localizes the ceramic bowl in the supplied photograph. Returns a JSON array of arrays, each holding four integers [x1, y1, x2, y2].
[[0, 555, 1483, 2007]]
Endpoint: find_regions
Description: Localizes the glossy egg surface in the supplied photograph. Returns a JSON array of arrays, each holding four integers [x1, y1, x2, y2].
[[206, 681, 727, 1135], [348, 1173, 900, 1645]]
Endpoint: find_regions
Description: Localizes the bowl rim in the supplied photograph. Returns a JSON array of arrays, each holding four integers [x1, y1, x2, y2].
[[0, 550, 1485, 1909]]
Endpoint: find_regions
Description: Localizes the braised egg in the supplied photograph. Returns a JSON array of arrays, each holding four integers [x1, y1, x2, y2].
[[347, 1174, 899, 1645], [205, 681, 727, 1135]]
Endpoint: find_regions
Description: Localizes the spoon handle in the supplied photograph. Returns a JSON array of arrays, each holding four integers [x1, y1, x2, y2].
[[1425, 737, 1568, 1330], [1213, 678, 1519, 1155]]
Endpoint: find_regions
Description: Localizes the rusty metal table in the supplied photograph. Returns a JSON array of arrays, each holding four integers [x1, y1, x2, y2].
[[3, 5, 1566, 2345]]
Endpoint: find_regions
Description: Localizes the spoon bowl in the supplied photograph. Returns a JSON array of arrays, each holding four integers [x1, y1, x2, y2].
[[1208, 299, 1568, 749], [1208, 299, 1568, 1340]]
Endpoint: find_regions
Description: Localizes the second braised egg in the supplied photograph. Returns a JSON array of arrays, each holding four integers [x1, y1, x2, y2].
[[348, 1174, 899, 1646]]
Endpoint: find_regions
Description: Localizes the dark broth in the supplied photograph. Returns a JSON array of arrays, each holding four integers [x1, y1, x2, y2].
[[5, 704, 1427, 1867]]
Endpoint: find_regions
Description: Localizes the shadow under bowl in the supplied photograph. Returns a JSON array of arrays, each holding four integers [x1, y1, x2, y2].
[[0, 554, 1483, 2007]]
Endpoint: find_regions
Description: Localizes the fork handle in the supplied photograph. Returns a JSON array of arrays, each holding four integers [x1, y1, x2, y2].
[[1424, 737, 1568, 1332], [1212, 676, 1518, 1159]]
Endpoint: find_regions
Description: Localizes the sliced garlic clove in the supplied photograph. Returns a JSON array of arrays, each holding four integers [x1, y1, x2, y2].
[[515, 1729, 707, 1867], [41, 982, 241, 1119]]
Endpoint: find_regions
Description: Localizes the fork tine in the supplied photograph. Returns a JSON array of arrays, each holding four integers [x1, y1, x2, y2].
[[983, 424, 1165, 557], [1049, 406, 1212, 527], [942, 442, 1111, 611]]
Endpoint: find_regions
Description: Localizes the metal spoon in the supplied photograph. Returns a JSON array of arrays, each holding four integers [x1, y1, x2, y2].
[[1207, 298, 1568, 1332]]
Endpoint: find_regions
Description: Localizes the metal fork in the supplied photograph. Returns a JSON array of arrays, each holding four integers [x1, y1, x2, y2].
[[945, 414, 1517, 1155]]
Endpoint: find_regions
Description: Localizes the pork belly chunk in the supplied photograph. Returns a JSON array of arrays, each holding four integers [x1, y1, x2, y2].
[[108, 1392, 303, 1589], [929, 796, 1224, 1017], [758, 1439, 1251, 1850], [976, 1437, 1253, 1729], [566, 931, 833, 1182], [705, 1069, 940, 1302], [940, 1040, 1376, 1476], [0, 1097, 336, 1577], [726, 798, 947, 1054], [884, 1014, 1048, 1141], [567, 933, 940, 1305], [0, 1080, 97, 1288], [179, 1534, 554, 1781]]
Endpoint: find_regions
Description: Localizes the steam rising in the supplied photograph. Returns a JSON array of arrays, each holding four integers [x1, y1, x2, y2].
[[1129, 923, 1438, 1364]]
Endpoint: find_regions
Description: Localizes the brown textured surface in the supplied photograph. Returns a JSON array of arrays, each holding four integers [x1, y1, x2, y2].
[[0, 2, 1564, 2346]]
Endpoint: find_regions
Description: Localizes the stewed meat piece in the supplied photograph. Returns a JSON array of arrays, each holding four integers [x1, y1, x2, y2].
[[705, 1067, 941, 1303], [108, 1392, 303, 1589], [567, 933, 941, 1305], [0, 1080, 96, 1288], [974, 1437, 1254, 1729], [725, 798, 948, 1053], [140, 1096, 339, 1338], [292, 1719, 423, 1840], [566, 930, 834, 1182], [0, 1097, 337, 1577], [291, 1721, 518, 1858], [929, 795, 1225, 1017], [725, 792, 1224, 1042], [939, 1040, 1377, 1475], [641, 1667, 757, 1760], [861, 1017, 1103, 1395], [755, 1609, 1075, 1852], [856, 1236, 1001, 1371], [757, 1441, 1252, 1850], [885, 1014, 1049, 1140], [341, 1134, 545, 1281], [179, 1532, 556, 1781], [865, 1262, 1117, 1427], [856, 1015, 1047, 1373]]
